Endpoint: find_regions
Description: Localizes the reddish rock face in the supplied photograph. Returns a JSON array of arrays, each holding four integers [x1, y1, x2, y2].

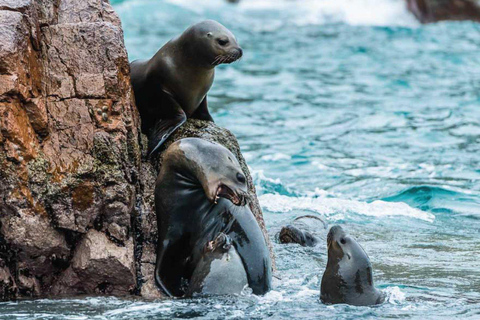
[[406, 0, 480, 23], [0, 0, 143, 299], [0, 0, 273, 301]]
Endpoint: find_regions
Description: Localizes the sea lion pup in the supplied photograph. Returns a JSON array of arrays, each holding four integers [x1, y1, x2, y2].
[[321, 225, 385, 306], [278, 215, 326, 247], [154, 138, 272, 297], [186, 233, 248, 297], [130, 20, 243, 156]]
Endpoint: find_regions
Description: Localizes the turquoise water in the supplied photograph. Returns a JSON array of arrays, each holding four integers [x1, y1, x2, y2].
[[2, 0, 480, 318]]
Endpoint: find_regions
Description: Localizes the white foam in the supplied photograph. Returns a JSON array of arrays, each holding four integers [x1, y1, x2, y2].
[[103, 302, 172, 316], [384, 286, 406, 304], [261, 153, 291, 161], [259, 193, 435, 222], [164, 0, 418, 27], [287, 0, 418, 27]]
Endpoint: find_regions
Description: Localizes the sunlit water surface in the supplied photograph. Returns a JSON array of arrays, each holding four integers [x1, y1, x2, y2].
[[2, 0, 480, 318]]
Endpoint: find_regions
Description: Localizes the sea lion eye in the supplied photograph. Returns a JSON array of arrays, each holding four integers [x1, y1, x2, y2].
[[340, 238, 346, 244], [217, 39, 229, 46], [207, 32, 213, 37], [236, 172, 246, 183]]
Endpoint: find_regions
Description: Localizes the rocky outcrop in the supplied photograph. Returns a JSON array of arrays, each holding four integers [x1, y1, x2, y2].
[[51, 230, 135, 296], [0, 0, 273, 301], [406, 0, 480, 23], [0, 0, 141, 299]]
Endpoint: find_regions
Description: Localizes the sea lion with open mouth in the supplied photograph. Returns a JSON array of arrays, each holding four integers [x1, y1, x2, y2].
[[154, 138, 271, 297]]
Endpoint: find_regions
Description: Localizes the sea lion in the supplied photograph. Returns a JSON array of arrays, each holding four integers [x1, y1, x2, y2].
[[321, 225, 385, 306], [154, 138, 272, 297], [186, 233, 248, 297], [278, 215, 327, 247], [130, 20, 243, 156], [279, 225, 319, 247]]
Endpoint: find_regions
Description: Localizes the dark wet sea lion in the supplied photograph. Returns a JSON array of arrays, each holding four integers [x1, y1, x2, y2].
[[278, 215, 326, 247], [130, 20, 243, 156], [154, 138, 271, 297], [279, 225, 319, 247], [186, 233, 248, 296], [321, 225, 385, 306]]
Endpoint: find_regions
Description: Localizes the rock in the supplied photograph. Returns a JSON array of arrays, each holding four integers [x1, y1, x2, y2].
[[17, 273, 41, 297], [0, 0, 143, 301], [0, 210, 70, 279], [52, 230, 135, 296], [139, 262, 163, 300], [0, 259, 17, 301], [406, 0, 480, 23]]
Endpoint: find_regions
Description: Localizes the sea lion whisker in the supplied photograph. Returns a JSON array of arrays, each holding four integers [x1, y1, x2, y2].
[[212, 55, 223, 65], [293, 215, 328, 229]]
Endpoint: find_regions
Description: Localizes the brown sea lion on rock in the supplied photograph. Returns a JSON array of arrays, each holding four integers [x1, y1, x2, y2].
[[130, 20, 243, 156]]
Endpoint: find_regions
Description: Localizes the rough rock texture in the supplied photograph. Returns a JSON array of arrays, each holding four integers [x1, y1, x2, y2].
[[51, 230, 135, 296], [406, 0, 480, 23], [0, 0, 273, 301], [0, 0, 142, 299]]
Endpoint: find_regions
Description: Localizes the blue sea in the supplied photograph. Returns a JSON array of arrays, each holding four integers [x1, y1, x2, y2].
[[2, 0, 479, 318]]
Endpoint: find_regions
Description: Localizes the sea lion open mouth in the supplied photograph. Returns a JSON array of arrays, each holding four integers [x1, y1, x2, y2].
[[215, 184, 248, 206]]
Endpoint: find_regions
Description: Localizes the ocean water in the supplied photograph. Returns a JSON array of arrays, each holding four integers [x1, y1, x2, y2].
[[2, 0, 480, 318]]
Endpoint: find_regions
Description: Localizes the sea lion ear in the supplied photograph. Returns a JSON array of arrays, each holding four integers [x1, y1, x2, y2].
[[207, 32, 213, 37]]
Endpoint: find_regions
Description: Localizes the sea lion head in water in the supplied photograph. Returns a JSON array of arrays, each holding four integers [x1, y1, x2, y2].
[[321, 225, 385, 306], [279, 225, 319, 247], [155, 138, 271, 297], [180, 20, 243, 68], [278, 215, 326, 247]]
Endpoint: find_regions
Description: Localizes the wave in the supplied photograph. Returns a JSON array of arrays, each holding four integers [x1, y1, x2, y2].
[[162, 0, 418, 27], [383, 185, 480, 217], [259, 193, 435, 221]]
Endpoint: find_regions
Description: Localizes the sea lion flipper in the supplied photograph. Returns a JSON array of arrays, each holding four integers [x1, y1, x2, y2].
[[190, 97, 214, 122], [155, 239, 174, 297], [148, 112, 187, 156]]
